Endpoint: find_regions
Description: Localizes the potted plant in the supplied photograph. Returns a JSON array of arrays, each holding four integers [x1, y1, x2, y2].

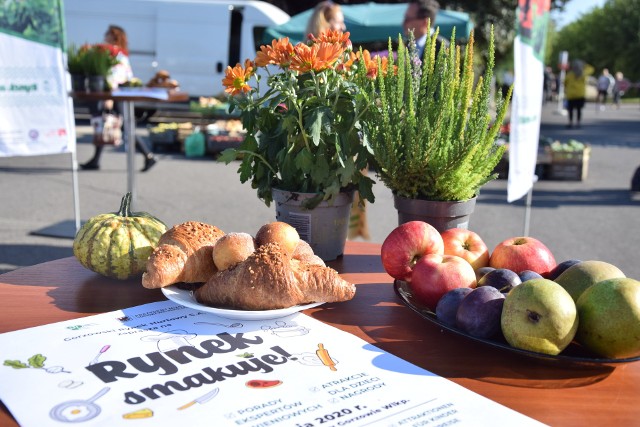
[[218, 30, 377, 260], [81, 44, 119, 92], [358, 28, 511, 232], [67, 44, 86, 92]]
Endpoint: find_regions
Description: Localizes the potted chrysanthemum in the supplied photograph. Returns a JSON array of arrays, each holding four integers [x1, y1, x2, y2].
[[218, 30, 379, 260]]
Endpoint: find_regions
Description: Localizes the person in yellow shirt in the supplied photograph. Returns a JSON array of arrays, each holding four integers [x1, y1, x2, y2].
[[564, 60, 589, 128]]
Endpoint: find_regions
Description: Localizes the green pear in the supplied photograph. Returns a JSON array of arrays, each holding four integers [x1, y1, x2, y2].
[[576, 278, 640, 359], [554, 260, 625, 302], [501, 279, 578, 355]]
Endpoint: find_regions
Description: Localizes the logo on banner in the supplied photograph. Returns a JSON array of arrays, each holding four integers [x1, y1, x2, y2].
[[28, 129, 39, 141], [517, 0, 550, 61]]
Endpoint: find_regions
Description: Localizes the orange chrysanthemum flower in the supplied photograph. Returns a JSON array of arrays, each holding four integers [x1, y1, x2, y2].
[[378, 56, 396, 76], [356, 50, 377, 78], [290, 42, 344, 73], [311, 30, 351, 49], [336, 51, 357, 73], [254, 37, 294, 68], [356, 50, 393, 79], [222, 62, 254, 95]]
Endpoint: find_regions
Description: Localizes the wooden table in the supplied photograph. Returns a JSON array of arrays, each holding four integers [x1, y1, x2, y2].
[[71, 90, 189, 207], [0, 241, 638, 426]]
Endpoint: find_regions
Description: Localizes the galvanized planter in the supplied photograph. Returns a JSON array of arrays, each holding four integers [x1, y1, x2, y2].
[[393, 195, 477, 233], [272, 189, 354, 261]]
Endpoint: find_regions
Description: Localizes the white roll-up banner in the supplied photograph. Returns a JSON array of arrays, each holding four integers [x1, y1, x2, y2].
[[0, 0, 75, 157], [508, 0, 551, 202]]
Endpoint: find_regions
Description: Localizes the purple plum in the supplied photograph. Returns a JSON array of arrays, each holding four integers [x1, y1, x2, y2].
[[519, 270, 544, 282], [545, 259, 582, 280], [435, 287, 474, 327], [456, 286, 505, 338], [478, 268, 522, 292], [475, 266, 495, 282]]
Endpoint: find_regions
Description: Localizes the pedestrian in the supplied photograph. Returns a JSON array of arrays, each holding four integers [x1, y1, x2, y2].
[[80, 25, 157, 172], [402, 0, 447, 59], [543, 66, 555, 104], [596, 68, 614, 111], [305, 1, 345, 38], [612, 71, 625, 109], [564, 60, 588, 129]]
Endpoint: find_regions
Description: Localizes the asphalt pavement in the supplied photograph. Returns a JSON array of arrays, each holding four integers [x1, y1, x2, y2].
[[1, 101, 639, 278]]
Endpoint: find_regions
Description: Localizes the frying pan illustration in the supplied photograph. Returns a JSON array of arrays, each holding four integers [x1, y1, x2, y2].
[[49, 387, 110, 423]]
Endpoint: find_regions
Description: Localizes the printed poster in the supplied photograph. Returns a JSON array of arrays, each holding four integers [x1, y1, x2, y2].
[[507, 0, 551, 202], [0, 0, 75, 157], [0, 300, 546, 426]]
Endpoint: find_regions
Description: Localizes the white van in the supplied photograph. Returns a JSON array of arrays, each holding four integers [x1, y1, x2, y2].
[[63, 0, 290, 98]]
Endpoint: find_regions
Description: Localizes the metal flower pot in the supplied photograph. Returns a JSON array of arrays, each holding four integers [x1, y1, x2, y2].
[[272, 188, 354, 261], [70, 74, 87, 92], [394, 194, 477, 233], [87, 75, 106, 92]]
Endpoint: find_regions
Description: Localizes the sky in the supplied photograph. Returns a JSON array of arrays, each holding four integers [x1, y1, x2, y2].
[[551, 0, 608, 28]]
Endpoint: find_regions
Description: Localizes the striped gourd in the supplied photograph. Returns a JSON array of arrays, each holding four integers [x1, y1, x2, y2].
[[73, 193, 167, 279]]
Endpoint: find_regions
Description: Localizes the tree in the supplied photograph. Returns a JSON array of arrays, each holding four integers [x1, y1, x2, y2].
[[443, 0, 569, 65], [548, 0, 640, 80]]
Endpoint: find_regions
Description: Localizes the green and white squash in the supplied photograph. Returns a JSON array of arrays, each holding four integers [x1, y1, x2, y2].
[[73, 193, 167, 279]]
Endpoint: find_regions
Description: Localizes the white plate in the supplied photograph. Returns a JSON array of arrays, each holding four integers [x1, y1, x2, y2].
[[161, 286, 324, 320]]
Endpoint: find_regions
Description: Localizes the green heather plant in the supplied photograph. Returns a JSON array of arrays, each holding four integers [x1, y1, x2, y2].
[[81, 44, 119, 77], [67, 44, 85, 75], [359, 27, 511, 201]]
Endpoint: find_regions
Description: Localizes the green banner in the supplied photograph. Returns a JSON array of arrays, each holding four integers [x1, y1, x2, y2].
[[0, 0, 64, 48]]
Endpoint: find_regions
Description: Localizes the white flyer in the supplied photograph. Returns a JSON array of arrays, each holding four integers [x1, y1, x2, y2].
[[110, 87, 170, 100], [0, 300, 546, 426]]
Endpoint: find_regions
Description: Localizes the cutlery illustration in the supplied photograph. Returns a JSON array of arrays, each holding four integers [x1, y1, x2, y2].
[[89, 345, 110, 365], [177, 387, 219, 410]]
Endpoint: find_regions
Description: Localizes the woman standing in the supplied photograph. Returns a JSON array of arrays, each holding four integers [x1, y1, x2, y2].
[[80, 25, 157, 172], [564, 60, 588, 129]]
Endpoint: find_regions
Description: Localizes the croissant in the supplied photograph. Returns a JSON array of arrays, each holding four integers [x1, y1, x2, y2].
[[142, 221, 225, 289], [195, 242, 355, 310]]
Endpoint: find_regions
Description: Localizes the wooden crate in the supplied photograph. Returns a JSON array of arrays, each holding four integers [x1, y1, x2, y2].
[[548, 146, 591, 181], [491, 147, 551, 180]]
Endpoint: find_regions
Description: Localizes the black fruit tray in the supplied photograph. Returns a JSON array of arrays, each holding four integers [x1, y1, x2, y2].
[[394, 280, 640, 367]]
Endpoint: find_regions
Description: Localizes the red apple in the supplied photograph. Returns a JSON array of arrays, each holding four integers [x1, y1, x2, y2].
[[441, 228, 490, 270], [489, 236, 557, 276], [410, 254, 477, 310], [381, 221, 444, 282]]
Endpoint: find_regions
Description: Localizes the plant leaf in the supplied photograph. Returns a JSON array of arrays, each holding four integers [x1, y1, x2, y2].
[[308, 108, 327, 147], [28, 354, 46, 369], [218, 148, 238, 164], [3, 360, 29, 369]]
